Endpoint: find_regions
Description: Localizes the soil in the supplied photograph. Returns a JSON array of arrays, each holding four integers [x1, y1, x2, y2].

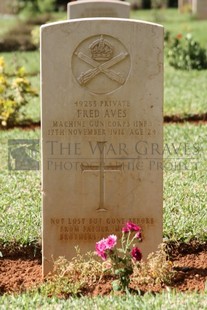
[[2, 113, 207, 131], [0, 242, 206, 296], [164, 113, 207, 123]]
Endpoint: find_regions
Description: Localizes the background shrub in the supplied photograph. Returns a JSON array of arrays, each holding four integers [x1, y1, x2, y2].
[[16, 0, 55, 16], [166, 33, 207, 70], [0, 15, 50, 52], [0, 57, 37, 127], [0, 23, 35, 52]]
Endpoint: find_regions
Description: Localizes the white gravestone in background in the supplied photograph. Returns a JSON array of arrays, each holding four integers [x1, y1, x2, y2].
[[41, 18, 163, 275], [192, 0, 207, 19], [67, 0, 130, 19], [178, 0, 192, 13]]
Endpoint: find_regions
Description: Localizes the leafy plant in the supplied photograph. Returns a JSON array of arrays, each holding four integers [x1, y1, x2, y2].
[[0, 22, 36, 52], [31, 26, 40, 48], [166, 33, 207, 70], [131, 243, 175, 287], [38, 248, 104, 298], [37, 229, 175, 297], [0, 57, 37, 127], [16, 0, 55, 16], [95, 222, 142, 292]]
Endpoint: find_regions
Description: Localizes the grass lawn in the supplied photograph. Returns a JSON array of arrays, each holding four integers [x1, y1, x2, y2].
[[1, 51, 40, 76], [164, 63, 207, 116], [0, 291, 207, 309], [164, 124, 207, 241], [131, 8, 207, 46], [0, 15, 17, 36], [0, 128, 40, 245], [0, 7, 206, 308]]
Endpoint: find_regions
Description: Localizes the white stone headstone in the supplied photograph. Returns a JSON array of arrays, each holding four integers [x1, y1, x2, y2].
[[41, 18, 163, 275], [67, 0, 130, 19], [178, 0, 192, 13], [192, 0, 207, 19], [0, 0, 16, 14]]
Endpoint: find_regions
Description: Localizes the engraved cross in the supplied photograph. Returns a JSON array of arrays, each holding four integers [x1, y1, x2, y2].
[[81, 142, 123, 212]]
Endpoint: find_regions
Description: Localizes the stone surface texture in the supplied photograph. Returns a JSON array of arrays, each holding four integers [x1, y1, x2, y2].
[[192, 0, 207, 19], [178, 0, 192, 12], [41, 18, 163, 275], [0, 0, 16, 14], [67, 1, 130, 19]]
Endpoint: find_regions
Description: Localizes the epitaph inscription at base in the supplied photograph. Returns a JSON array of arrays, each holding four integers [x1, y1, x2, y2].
[[41, 18, 163, 275]]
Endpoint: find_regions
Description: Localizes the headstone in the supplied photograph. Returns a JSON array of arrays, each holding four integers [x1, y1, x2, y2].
[[67, 0, 130, 19], [192, 0, 207, 19], [178, 0, 192, 13], [0, 0, 16, 14], [41, 18, 163, 275]]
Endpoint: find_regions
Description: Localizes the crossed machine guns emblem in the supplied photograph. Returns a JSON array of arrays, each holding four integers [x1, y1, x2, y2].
[[74, 35, 129, 86]]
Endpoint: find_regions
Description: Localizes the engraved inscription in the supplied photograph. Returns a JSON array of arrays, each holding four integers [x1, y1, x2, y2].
[[72, 35, 131, 95], [47, 114, 157, 137], [46, 99, 157, 137], [50, 217, 154, 241], [81, 142, 123, 211]]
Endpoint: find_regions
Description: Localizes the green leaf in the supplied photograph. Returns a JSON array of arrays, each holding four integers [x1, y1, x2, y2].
[[115, 268, 125, 275], [112, 280, 121, 292]]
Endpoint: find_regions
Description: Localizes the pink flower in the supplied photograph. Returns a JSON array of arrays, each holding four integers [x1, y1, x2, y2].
[[95, 235, 117, 260], [135, 231, 142, 240], [122, 222, 141, 233], [105, 234, 117, 249], [131, 247, 142, 261], [95, 239, 107, 260], [97, 250, 107, 260], [96, 239, 107, 252]]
